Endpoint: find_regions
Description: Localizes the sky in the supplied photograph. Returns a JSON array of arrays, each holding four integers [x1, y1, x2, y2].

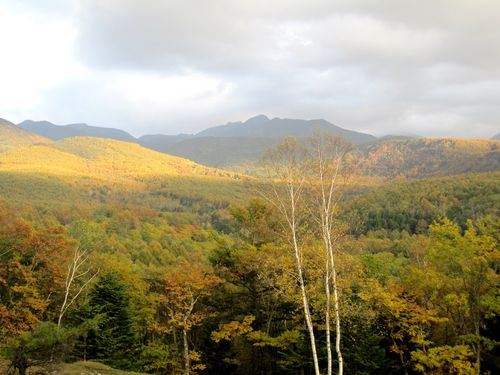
[[0, 0, 499, 138]]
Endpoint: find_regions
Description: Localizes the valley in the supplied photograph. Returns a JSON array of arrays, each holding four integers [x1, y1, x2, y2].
[[0, 116, 498, 375]]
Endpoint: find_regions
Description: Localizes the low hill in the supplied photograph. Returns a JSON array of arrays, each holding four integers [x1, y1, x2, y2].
[[19, 120, 137, 142], [0, 136, 238, 181], [357, 138, 500, 178], [0, 117, 50, 153]]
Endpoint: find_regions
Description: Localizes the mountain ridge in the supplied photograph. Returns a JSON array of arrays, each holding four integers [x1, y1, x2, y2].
[[19, 120, 137, 142]]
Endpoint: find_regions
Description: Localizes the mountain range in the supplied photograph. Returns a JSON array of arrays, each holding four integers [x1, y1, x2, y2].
[[2, 115, 499, 179], [18, 115, 376, 166]]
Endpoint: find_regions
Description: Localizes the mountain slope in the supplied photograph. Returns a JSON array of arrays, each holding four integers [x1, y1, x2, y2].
[[492, 133, 500, 140], [358, 138, 500, 178], [138, 133, 194, 153], [19, 120, 137, 142], [0, 118, 51, 153], [0, 136, 238, 181], [166, 136, 279, 167]]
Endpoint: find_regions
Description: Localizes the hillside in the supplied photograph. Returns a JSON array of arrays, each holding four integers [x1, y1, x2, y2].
[[0, 118, 51, 153], [357, 137, 500, 178], [0, 136, 238, 181], [165, 136, 279, 167], [19, 120, 137, 142], [345, 171, 500, 234], [138, 133, 194, 153]]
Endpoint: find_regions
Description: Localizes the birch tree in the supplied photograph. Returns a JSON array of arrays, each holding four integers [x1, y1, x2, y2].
[[308, 133, 352, 375], [261, 137, 321, 375], [57, 243, 98, 328], [57, 222, 99, 329]]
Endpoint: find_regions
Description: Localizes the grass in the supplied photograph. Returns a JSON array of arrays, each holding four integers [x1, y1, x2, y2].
[[0, 359, 146, 374], [51, 361, 146, 375]]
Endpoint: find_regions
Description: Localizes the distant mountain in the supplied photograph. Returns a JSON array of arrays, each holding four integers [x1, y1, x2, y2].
[[357, 138, 500, 178], [139, 115, 376, 167], [19, 120, 136, 142], [0, 118, 50, 153], [492, 133, 500, 140], [197, 115, 376, 143]]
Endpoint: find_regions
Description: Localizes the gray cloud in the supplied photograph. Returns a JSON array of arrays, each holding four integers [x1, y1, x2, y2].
[[2, 0, 500, 138]]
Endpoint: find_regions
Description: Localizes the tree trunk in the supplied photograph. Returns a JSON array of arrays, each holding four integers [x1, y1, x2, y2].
[[183, 327, 190, 375], [326, 218, 343, 375], [292, 223, 321, 375], [325, 257, 333, 375], [331, 257, 343, 375]]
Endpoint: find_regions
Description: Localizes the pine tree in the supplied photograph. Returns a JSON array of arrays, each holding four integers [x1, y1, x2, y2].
[[86, 273, 137, 369]]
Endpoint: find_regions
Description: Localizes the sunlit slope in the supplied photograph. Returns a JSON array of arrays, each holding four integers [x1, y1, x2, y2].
[[0, 136, 239, 180], [0, 118, 51, 153], [358, 138, 500, 178]]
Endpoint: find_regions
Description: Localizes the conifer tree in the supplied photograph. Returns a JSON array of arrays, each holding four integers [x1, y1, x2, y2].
[[86, 273, 137, 369]]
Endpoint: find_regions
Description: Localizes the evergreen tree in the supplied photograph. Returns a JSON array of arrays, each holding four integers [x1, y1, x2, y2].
[[86, 273, 137, 370]]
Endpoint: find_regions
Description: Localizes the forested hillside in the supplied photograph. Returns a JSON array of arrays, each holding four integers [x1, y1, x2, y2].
[[0, 118, 50, 153], [0, 136, 239, 181], [357, 138, 500, 178], [0, 132, 498, 375]]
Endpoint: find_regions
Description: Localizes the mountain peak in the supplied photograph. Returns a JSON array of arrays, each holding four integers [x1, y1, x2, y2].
[[245, 114, 269, 123]]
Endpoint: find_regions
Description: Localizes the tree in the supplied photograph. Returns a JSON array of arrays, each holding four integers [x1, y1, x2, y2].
[[57, 221, 99, 329], [308, 133, 352, 375], [3, 322, 74, 375], [260, 137, 321, 375], [159, 260, 221, 375], [85, 273, 137, 370], [424, 218, 499, 374]]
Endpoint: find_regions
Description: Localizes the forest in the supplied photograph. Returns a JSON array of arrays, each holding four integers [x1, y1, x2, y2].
[[0, 135, 499, 375]]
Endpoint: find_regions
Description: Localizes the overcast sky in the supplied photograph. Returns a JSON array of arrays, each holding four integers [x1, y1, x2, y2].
[[1, 0, 499, 138]]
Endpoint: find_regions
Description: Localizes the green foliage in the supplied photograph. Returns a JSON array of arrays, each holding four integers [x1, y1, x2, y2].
[[85, 273, 138, 370], [2, 322, 74, 375], [347, 172, 500, 234], [412, 345, 475, 374], [140, 341, 181, 374]]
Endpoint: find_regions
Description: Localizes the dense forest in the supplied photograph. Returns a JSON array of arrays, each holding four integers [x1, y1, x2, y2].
[[0, 132, 498, 375]]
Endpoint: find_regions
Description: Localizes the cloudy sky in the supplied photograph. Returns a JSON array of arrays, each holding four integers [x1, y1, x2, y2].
[[1, 0, 499, 138]]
